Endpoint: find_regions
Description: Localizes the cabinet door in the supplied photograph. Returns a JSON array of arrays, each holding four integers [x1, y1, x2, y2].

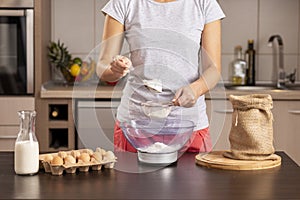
[[272, 101, 288, 151], [77, 101, 120, 151], [52, 0, 94, 54], [281, 101, 300, 165], [205, 100, 233, 150], [0, 126, 18, 151], [0, 97, 34, 151], [272, 100, 300, 165]]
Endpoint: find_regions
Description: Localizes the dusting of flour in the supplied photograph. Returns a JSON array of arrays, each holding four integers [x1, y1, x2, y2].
[[139, 142, 179, 153]]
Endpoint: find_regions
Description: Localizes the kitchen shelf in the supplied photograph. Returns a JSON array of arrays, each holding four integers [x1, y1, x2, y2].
[[37, 99, 75, 152]]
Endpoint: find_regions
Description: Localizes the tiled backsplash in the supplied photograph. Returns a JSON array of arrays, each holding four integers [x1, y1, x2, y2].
[[51, 0, 300, 84], [219, 0, 300, 84]]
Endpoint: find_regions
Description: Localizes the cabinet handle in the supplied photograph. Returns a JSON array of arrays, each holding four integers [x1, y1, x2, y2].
[[288, 110, 300, 115], [0, 10, 25, 16], [214, 109, 234, 114], [0, 136, 17, 139]]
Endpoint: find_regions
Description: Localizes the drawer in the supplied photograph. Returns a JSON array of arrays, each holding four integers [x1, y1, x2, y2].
[[0, 126, 19, 152], [77, 101, 119, 129], [0, 97, 35, 125]]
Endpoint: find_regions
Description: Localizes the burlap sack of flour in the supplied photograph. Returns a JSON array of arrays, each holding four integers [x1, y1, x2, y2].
[[223, 94, 279, 161]]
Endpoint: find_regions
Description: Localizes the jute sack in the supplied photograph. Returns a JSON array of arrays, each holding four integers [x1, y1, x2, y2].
[[223, 94, 279, 161]]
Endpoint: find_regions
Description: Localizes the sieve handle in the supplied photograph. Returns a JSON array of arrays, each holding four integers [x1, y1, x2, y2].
[[214, 109, 234, 114], [288, 110, 300, 114]]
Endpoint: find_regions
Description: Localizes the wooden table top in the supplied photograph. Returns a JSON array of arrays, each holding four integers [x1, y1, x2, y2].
[[0, 152, 299, 199]]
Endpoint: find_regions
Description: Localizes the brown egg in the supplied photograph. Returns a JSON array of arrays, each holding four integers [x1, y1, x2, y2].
[[96, 147, 106, 156], [58, 151, 67, 159], [103, 151, 115, 161], [81, 149, 94, 156], [64, 155, 76, 165], [51, 156, 64, 165], [43, 154, 53, 163], [71, 150, 80, 159], [92, 152, 102, 162], [105, 151, 115, 160], [78, 152, 90, 163]]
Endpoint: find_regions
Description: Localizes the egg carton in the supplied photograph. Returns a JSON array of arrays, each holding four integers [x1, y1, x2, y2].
[[40, 159, 116, 175], [39, 148, 117, 176]]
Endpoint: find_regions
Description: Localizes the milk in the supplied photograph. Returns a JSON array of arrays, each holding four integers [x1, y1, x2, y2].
[[14, 141, 39, 175]]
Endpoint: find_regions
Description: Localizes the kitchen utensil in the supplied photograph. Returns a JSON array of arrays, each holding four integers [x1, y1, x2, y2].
[[129, 97, 175, 119], [142, 79, 163, 93], [120, 119, 195, 164], [141, 100, 174, 119]]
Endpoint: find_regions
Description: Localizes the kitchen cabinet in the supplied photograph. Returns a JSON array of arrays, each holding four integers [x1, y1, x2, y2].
[[36, 99, 75, 153], [205, 99, 232, 151], [37, 84, 123, 153], [272, 100, 300, 165], [36, 98, 120, 153], [76, 100, 120, 151], [51, 0, 110, 60], [34, 0, 56, 153], [0, 97, 34, 151], [52, 0, 95, 55]]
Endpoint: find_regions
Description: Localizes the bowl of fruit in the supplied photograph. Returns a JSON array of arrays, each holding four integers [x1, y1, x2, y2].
[[48, 40, 96, 84]]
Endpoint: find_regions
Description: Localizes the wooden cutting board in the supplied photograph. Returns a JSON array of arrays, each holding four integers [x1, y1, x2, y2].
[[195, 151, 281, 170]]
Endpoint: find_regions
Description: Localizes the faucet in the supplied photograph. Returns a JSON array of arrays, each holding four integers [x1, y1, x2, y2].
[[268, 35, 286, 88]]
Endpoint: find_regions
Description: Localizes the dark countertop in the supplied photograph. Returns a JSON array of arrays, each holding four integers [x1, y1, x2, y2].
[[1, 152, 299, 199]]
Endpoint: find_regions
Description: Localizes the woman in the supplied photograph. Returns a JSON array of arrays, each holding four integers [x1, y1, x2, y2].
[[97, 0, 225, 153]]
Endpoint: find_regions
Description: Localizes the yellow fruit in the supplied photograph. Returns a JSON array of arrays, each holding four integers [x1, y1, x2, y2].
[[70, 64, 81, 77]]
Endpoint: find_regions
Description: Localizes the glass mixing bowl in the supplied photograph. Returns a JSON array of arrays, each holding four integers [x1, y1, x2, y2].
[[120, 119, 195, 164]]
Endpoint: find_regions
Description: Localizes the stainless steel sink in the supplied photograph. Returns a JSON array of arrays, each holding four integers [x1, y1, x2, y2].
[[225, 85, 278, 91], [284, 84, 300, 90], [225, 84, 300, 91]]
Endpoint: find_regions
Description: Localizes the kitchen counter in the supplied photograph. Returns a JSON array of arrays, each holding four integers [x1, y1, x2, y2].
[[40, 81, 123, 99], [1, 152, 299, 199], [41, 81, 300, 100]]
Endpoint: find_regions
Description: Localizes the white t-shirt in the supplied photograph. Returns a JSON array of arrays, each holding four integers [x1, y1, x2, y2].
[[102, 0, 225, 130]]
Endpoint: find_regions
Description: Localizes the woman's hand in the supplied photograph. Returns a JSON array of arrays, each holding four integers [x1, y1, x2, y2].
[[172, 85, 197, 108], [110, 55, 132, 79]]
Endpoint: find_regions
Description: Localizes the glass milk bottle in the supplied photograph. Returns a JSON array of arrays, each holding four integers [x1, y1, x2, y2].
[[14, 110, 39, 175]]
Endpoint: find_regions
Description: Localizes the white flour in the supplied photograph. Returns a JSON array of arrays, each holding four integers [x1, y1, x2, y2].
[[145, 108, 171, 118], [139, 142, 179, 153]]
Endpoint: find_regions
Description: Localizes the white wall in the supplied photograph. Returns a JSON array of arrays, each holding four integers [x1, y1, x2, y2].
[[51, 0, 300, 83]]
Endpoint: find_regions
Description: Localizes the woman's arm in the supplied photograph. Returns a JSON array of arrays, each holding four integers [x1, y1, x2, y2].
[[96, 15, 130, 82], [173, 20, 222, 107], [191, 19, 222, 97]]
